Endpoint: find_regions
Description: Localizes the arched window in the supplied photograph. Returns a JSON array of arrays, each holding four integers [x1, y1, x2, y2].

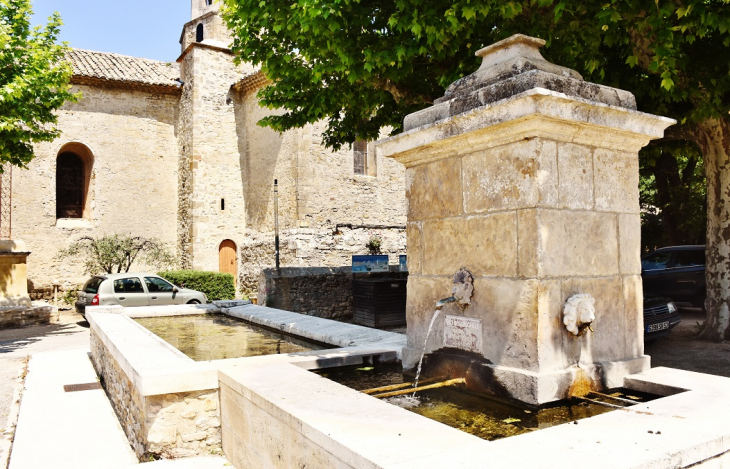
[[55, 143, 93, 220], [196, 24, 204, 42], [206, 0, 214, 5], [56, 152, 85, 218]]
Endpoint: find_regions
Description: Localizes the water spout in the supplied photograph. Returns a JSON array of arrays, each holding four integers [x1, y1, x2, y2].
[[435, 296, 457, 310]]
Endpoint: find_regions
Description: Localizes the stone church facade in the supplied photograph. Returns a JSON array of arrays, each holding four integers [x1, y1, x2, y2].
[[15, 0, 406, 296]]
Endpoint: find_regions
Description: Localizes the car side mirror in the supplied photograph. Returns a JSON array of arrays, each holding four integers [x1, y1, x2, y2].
[[172, 286, 179, 293]]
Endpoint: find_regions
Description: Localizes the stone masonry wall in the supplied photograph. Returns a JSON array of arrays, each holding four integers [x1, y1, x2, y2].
[[183, 46, 255, 274], [239, 226, 406, 295], [234, 86, 408, 296], [258, 267, 354, 318], [90, 330, 222, 459], [258, 265, 406, 319], [18, 84, 180, 292]]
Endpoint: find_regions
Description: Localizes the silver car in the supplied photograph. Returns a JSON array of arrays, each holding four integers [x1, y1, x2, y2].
[[75, 273, 207, 317]]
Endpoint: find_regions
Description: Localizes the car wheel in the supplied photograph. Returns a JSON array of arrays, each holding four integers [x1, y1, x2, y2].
[[187, 299, 201, 305]]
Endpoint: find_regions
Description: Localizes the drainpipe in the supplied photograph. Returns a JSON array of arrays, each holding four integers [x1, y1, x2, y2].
[[274, 179, 280, 272]]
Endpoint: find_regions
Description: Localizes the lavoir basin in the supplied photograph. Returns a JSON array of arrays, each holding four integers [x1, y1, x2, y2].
[[316, 364, 657, 442], [135, 313, 331, 361]]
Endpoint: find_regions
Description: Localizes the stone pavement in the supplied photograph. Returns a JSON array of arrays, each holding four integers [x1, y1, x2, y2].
[[0, 309, 230, 469]]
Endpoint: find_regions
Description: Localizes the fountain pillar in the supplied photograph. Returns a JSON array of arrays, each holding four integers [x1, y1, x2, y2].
[[377, 34, 675, 405]]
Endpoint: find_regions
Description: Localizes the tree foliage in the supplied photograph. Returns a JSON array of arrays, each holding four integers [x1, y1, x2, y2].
[[640, 141, 707, 252], [0, 0, 78, 168], [57, 234, 178, 275], [221, 0, 730, 149]]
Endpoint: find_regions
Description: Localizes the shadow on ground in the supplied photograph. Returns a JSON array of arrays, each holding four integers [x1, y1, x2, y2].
[[645, 308, 730, 378], [0, 310, 89, 357]]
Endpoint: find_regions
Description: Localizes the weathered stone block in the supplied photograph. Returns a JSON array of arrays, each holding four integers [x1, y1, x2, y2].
[[406, 222, 423, 274], [560, 276, 627, 361], [462, 140, 541, 213], [404, 275, 451, 352], [623, 274, 644, 357], [538, 210, 618, 277], [535, 279, 569, 371], [406, 158, 462, 221], [619, 213, 642, 275], [467, 277, 540, 371], [422, 213, 517, 277], [517, 209, 538, 278], [557, 143, 593, 210], [594, 148, 640, 213]]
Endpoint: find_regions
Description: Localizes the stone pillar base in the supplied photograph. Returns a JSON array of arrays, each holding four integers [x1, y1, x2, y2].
[[0, 305, 53, 328], [600, 355, 651, 388], [0, 239, 31, 307], [406, 346, 651, 406]]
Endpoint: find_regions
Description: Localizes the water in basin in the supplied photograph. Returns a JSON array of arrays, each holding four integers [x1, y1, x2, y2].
[[135, 313, 331, 361], [316, 364, 657, 441]]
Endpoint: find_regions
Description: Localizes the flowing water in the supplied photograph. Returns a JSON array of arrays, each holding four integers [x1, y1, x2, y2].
[[412, 310, 440, 396], [135, 314, 331, 361], [316, 364, 658, 442]]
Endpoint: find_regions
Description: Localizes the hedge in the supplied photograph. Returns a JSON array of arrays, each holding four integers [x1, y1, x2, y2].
[[158, 270, 235, 301]]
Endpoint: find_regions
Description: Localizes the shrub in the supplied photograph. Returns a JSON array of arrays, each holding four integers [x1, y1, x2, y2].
[[157, 270, 235, 301], [57, 234, 178, 275]]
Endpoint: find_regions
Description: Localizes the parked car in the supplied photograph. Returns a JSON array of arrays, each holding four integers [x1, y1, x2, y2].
[[75, 273, 207, 317], [641, 245, 706, 310], [644, 296, 681, 342]]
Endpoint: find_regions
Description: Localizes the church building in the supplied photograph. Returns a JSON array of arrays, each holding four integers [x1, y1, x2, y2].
[[14, 0, 407, 296]]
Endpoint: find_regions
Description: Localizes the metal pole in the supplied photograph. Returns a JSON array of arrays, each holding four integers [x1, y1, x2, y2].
[[274, 179, 280, 271]]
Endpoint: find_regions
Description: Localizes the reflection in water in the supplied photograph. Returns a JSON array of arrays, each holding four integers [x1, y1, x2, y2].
[[316, 364, 651, 442], [135, 314, 329, 361]]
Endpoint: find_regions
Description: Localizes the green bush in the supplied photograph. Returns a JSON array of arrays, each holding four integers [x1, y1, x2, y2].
[[158, 270, 235, 301]]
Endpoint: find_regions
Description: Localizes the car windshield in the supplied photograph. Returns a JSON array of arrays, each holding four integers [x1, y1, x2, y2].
[[83, 277, 104, 294], [642, 252, 671, 271]]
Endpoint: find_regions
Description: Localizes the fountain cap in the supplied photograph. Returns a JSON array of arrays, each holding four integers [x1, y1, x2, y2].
[[437, 33, 583, 103]]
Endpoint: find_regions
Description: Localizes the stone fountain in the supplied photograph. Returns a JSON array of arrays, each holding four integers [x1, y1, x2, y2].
[[377, 34, 675, 405]]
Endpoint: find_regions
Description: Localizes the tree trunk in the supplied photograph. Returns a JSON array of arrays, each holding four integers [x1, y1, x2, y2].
[[696, 117, 730, 341]]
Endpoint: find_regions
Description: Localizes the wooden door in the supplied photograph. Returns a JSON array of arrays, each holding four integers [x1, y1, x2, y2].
[[219, 240, 237, 285]]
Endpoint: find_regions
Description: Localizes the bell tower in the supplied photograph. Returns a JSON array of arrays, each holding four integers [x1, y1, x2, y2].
[[191, 0, 218, 20]]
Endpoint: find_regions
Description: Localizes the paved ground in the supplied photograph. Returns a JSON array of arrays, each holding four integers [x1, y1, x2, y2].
[[0, 308, 89, 469], [645, 307, 730, 377], [0, 309, 89, 359], [0, 304, 726, 469]]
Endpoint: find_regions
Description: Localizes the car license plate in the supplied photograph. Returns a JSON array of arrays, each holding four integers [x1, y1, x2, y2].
[[647, 321, 669, 333]]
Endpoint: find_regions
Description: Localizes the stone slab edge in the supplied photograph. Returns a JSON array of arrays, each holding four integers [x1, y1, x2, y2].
[[223, 304, 407, 353], [88, 304, 405, 397], [219, 362, 730, 469], [219, 362, 488, 468]]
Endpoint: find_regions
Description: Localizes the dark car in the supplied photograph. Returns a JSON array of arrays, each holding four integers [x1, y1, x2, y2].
[[643, 296, 681, 342], [641, 245, 706, 310]]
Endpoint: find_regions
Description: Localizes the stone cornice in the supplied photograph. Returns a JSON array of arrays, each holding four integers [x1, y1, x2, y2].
[[70, 76, 183, 95], [231, 70, 271, 94], [377, 88, 676, 168], [176, 42, 233, 63]]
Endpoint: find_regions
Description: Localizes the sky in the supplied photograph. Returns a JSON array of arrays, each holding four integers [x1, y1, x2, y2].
[[30, 0, 191, 62]]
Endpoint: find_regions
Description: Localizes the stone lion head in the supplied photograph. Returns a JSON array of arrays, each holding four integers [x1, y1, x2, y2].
[[563, 293, 596, 336]]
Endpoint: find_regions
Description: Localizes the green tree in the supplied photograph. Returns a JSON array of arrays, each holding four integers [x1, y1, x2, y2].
[[57, 234, 178, 275], [0, 0, 78, 168], [222, 0, 730, 339], [640, 142, 707, 252]]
